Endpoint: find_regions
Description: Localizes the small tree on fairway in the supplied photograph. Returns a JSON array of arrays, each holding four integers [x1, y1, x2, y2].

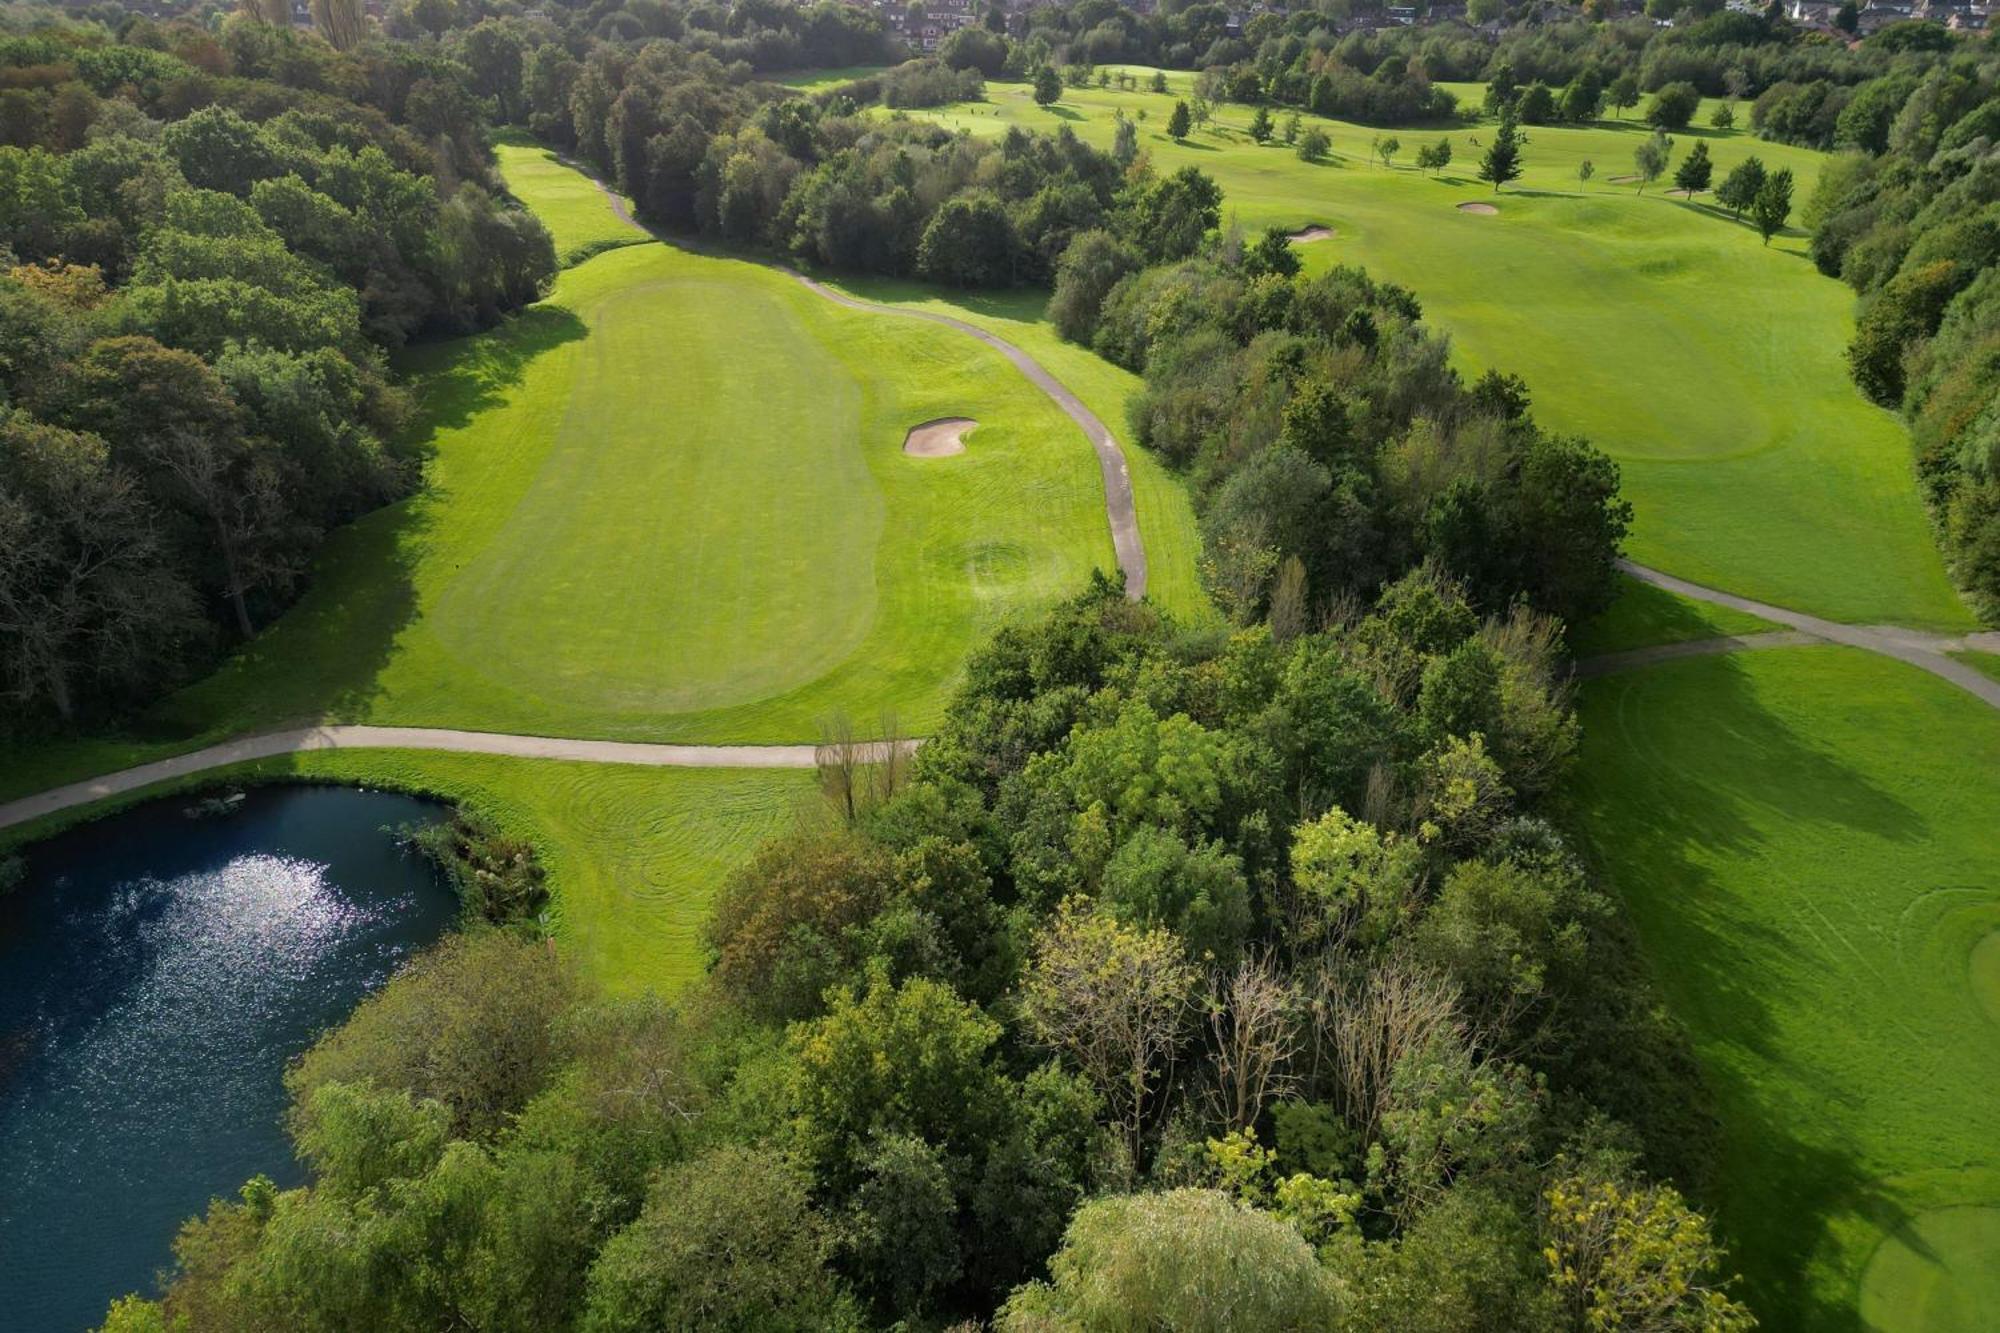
[[1577, 158, 1594, 188], [1710, 101, 1736, 130], [1608, 72, 1640, 119], [1415, 137, 1452, 175], [1751, 167, 1793, 244], [1633, 130, 1671, 193], [1674, 140, 1712, 196], [1033, 66, 1061, 107], [1715, 155, 1765, 220], [1168, 99, 1191, 141], [1150, 69, 1168, 93], [1373, 134, 1401, 168], [1478, 115, 1523, 192], [1283, 111, 1301, 144], [1298, 125, 1330, 162], [1248, 105, 1272, 143]]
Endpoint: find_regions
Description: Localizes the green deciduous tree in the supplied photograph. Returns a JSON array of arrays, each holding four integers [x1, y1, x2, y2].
[[1751, 166, 1793, 247], [1715, 155, 1764, 219]]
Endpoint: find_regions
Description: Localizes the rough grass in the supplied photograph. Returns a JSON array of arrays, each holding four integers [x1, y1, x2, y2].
[[1570, 573, 1778, 657], [1570, 647, 2000, 1329], [493, 137, 649, 267], [907, 71, 1971, 630]]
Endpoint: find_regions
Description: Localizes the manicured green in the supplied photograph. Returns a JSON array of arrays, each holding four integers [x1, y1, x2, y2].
[[1571, 647, 2000, 1328], [908, 71, 1973, 629], [493, 136, 649, 266], [1570, 574, 1778, 657]]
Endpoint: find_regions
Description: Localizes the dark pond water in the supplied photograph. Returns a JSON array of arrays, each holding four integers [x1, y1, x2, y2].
[[0, 784, 457, 1331]]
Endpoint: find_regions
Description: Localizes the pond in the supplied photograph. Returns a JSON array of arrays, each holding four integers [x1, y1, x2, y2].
[[0, 784, 458, 1331]]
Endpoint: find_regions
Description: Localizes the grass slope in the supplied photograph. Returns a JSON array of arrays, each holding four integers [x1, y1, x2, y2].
[[1571, 647, 2000, 1329], [493, 137, 650, 267], [909, 71, 1970, 629]]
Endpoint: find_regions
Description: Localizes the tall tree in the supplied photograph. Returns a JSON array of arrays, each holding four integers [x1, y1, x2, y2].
[[1673, 140, 1712, 197], [1478, 115, 1524, 193], [1633, 131, 1672, 194], [1715, 155, 1765, 219], [0, 415, 195, 722], [1751, 167, 1794, 245]]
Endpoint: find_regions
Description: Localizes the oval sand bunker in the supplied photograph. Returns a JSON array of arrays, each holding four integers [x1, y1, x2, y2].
[[1290, 225, 1335, 242], [1457, 201, 1499, 215], [903, 417, 976, 457]]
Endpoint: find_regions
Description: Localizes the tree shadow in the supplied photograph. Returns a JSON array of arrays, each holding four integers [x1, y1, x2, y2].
[[1566, 651, 1934, 1326], [124, 305, 589, 745]]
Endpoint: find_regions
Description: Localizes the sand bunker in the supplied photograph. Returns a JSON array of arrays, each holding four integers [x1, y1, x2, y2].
[[1456, 201, 1498, 215], [1289, 225, 1335, 242], [903, 417, 976, 457]]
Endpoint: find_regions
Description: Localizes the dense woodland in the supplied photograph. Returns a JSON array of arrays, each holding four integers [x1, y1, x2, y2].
[[1804, 61, 2000, 616], [107, 558, 1756, 1331], [0, 11, 556, 732]]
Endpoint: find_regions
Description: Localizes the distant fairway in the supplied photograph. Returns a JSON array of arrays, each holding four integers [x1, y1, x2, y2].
[[909, 73, 1972, 630], [1572, 647, 2000, 1328], [493, 137, 650, 266]]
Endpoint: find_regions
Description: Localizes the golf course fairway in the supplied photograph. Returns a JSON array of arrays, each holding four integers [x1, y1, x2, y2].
[[1572, 646, 2000, 1328], [906, 70, 1972, 630]]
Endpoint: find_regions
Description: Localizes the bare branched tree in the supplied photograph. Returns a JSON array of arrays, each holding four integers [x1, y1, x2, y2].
[[868, 708, 909, 808], [1204, 954, 1303, 1132], [1301, 958, 1460, 1146], [815, 710, 864, 824], [1022, 901, 1199, 1167]]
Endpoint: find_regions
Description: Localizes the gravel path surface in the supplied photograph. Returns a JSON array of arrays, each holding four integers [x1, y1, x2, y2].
[[1616, 560, 2000, 707], [0, 727, 915, 833]]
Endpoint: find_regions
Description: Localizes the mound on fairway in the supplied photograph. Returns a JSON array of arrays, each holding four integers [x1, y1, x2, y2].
[[903, 416, 975, 456], [1456, 201, 1498, 215], [1290, 225, 1335, 241], [904, 69, 1973, 630], [1571, 647, 2000, 1328]]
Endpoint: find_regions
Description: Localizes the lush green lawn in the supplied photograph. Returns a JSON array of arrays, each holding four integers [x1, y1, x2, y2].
[[909, 71, 1972, 630], [0, 753, 813, 995], [1571, 647, 2000, 1329], [823, 274, 1215, 626], [493, 137, 650, 266], [1571, 573, 1778, 657], [1, 238, 1127, 800]]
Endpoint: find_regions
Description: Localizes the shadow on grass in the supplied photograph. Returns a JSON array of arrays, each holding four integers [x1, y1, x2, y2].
[[1567, 652, 1928, 1327], [116, 306, 590, 748]]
